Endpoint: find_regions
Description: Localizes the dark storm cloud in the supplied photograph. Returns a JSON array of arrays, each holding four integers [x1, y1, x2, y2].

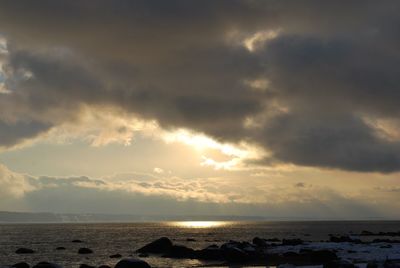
[[0, 120, 51, 148], [259, 112, 400, 172], [0, 0, 400, 172]]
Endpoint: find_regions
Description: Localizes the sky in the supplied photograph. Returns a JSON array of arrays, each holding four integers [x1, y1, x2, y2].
[[0, 1, 400, 219]]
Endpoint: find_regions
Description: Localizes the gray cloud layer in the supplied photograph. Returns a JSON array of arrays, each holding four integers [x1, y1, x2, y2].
[[0, 1, 400, 172]]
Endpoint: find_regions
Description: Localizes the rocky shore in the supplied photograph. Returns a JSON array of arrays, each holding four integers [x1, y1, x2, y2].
[[3, 232, 400, 268]]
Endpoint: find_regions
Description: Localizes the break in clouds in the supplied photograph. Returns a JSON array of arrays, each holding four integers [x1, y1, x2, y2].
[[1, 0, 400, 172]]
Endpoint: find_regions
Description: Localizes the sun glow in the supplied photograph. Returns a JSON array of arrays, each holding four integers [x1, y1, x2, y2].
[[171, 221, 227, 228], [163, 129, 243, 155]]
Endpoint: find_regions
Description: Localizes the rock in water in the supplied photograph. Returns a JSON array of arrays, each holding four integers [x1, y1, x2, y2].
[[252, 237, 267, 247], [78, 248, 93, 254], [12, 262, 30, 268], [15, 248, 35, 254], [195, 245, 223, 260], [223, 247, 249, 263], [136, 237, 172, 254], [32, 262, 62, 268], [79, 265, 95, 268], [163, 245, 195, 258], [114, 258, 151, 268], [282, 238, 303, 246]]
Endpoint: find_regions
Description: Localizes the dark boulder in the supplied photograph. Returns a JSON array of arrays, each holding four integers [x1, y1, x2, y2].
[[366, 261, 379, 268], [78, 248, 93, 254], [114, 258, 151, 268], [32, 262, 62, 268], [15, 248, 35, 254], [329, 236, 361, 243], [163, 245, 195, 259], [12, 262, 30, 268], [195, 245, 223, 260], [373, 238, 400, 243], [223, 247, 249, 263], [110, 254, 122, 258], [282, 239, 303, 246], [253, 237, 267, 247], [277, 250, 337, 266], [220, 241, 241, 251], [79, 265, 95, 268], [266, 238, 281, 242], [360, 230, 374, 236], [384, 260, 400, 268], [136, 237, 172, 254], [307, 250, 338, 263]]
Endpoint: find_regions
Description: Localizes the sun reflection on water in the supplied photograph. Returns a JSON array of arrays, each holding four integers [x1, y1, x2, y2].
[[170, 221, 228, 228]]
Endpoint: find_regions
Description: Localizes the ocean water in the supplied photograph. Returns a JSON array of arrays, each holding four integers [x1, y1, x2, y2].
[[0, 221, 399, 268]]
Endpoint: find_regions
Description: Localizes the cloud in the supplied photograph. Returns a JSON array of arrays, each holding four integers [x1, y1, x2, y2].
[[0, 162, 398, 218], [0, 164, 35, 201], [0, 1, 400, 172]]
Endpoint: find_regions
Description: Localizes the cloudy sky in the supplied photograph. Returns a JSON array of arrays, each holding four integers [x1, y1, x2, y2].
[[0, 1, 400, 219]]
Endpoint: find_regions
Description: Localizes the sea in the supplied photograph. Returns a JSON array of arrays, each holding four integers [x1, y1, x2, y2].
[[0, 221, 399, 268]]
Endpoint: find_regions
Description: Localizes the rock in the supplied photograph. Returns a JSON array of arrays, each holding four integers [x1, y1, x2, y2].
[[205, 244, 219, 249], [15, 248, 35, 254], [79, 265, 95, 268], [220, 241, 241, 251], [329, 236, 361, 243], [138, 253, 148, 258], [136, 237, 172, 254], [384, 260, 400, 268], [242, 244, 256, 254], [252, 237, 267, 247], [373, 238, 400, 243], [366, 261, 379, 268], [186, 238, 196, 242], [72, 239, 83, 243], [308, 250, 338, 263], [163, 245, 195, 259], [377, 231, 400, 237], [78, 248, 93, 254], [114, 258, 151, 268], [223, 246, 249, 263], [55, 247, 66, 250], [277, 250, 337, 266], [282, 239, 303, 246], [195, 245, 223, 260], [12, 262, 30, 268], [324, 260, 355, 268], [32, 262, 62, 268], [360, 230, 375, 236], [110, 254, 122, 258]]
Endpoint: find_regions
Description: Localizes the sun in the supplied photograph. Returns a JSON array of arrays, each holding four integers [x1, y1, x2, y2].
[[171, 221, 227, 228]]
